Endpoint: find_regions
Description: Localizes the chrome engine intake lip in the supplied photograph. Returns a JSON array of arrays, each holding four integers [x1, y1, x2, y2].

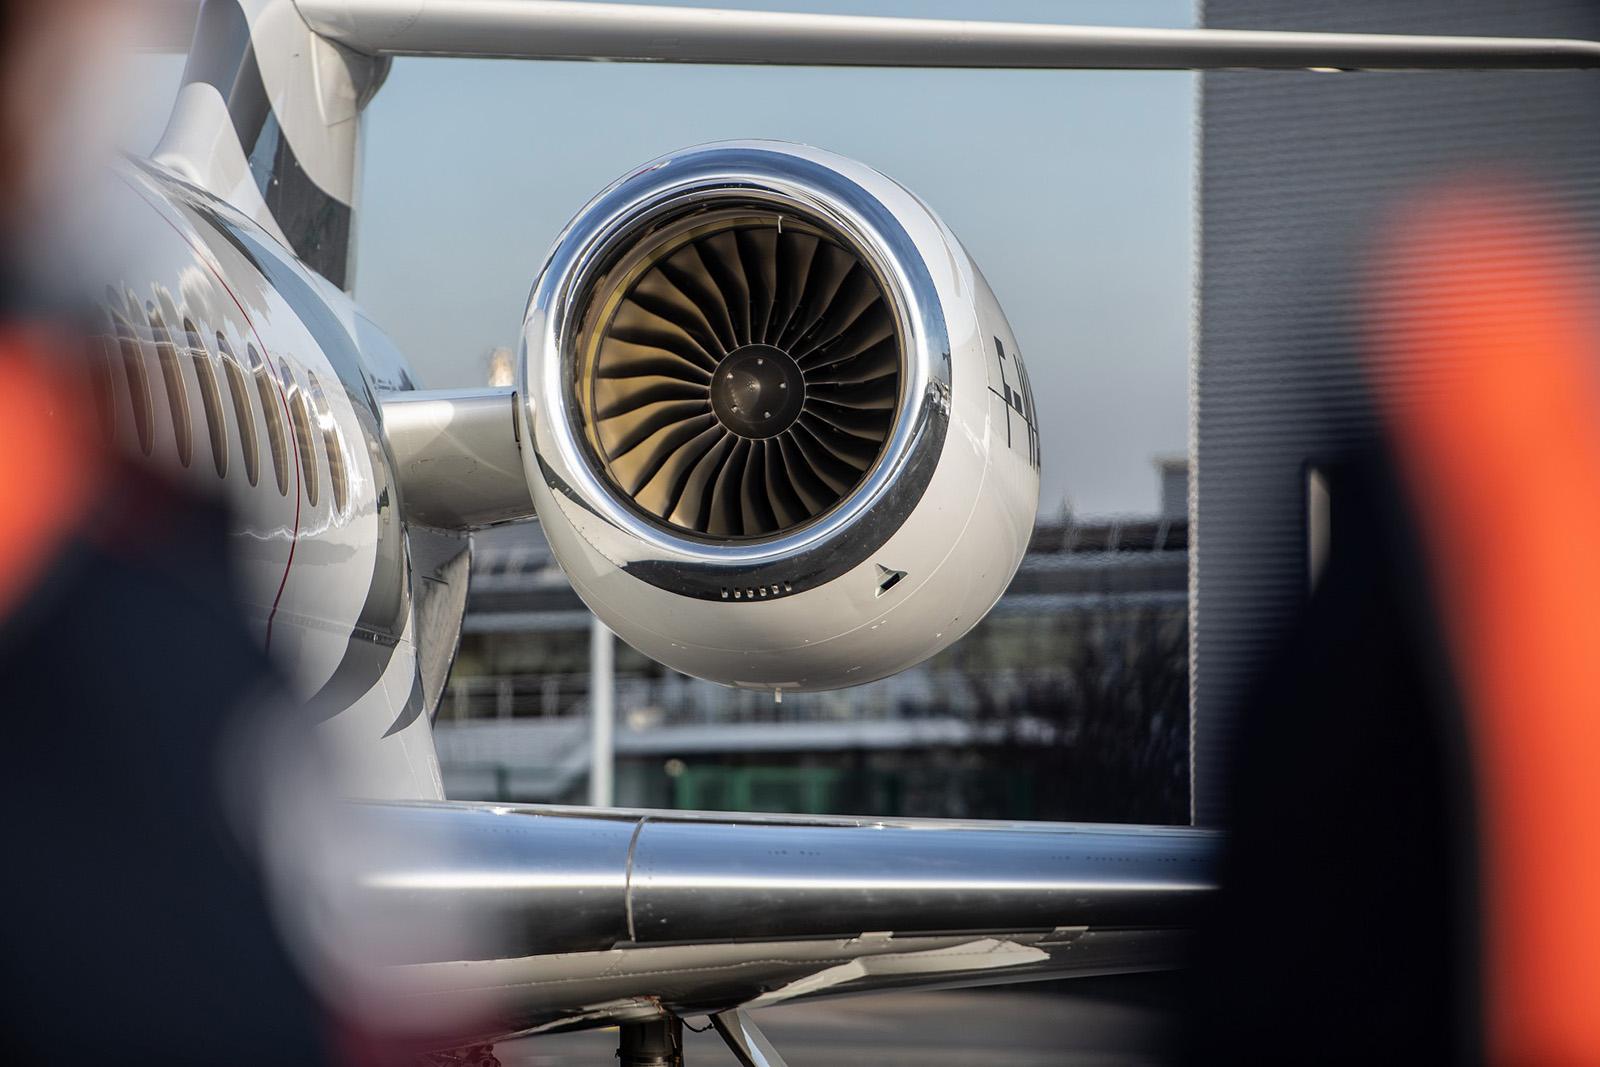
[[522, 143, 952, 597]]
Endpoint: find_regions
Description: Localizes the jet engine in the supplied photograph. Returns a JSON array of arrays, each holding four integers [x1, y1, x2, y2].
[[518, 141, 1039, 691]]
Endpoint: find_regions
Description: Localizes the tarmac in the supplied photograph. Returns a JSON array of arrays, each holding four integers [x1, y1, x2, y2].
[[498, 975, 1180, 1066]]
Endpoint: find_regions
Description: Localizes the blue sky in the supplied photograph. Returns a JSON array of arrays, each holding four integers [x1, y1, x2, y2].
[[129, 0, 1194, 515]]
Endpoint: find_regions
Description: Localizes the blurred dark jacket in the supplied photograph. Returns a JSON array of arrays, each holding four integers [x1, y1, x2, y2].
[[0, 342, 331, 1065]]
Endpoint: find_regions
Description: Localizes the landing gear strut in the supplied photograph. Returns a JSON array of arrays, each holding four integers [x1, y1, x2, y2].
[[616, 1010, 788, 1067], [618, 1016, 683, 1067]]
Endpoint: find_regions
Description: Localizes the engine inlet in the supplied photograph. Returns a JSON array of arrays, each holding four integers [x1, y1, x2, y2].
[[574, 210, 904, 541]]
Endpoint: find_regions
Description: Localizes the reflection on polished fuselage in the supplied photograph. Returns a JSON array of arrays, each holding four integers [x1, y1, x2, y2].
[[344, 801, 1213, 1038], [94, 161, 441, 801]]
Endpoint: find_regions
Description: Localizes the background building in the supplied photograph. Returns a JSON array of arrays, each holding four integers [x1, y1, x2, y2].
[[1194, 0, 1600, 822], [435, 464, 1190, 823]]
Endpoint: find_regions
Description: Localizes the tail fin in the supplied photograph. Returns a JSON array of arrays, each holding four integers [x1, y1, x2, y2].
[[151, 0, 387, 290]]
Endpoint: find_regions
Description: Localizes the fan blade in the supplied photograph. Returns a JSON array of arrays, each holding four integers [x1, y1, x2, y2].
[[609, 412, 719, 496], [804, 336, 898, 385], [736, 226, 779, 346], [740, 438, 778, 535], [732, 227, 777, 343], [673, 430, 736, 531], [770, 232, 820, 345], [634, 420, 726, 517], [803, 303, 896, 370], [789, 421, 860, 492], [763, 435, 806, 528], [805, 374, 899, 412], [806, 399, 896, 441], [706, 437, 752, 536], [610, 299, 721, 371], [799, 411, 882, 466], [596, 338, 713, 383], [699, 231, 754, 346], [631, 270, 730, 358], [776, 431, 833, 515], [781, 243, 857, 351], [796, 278, 885, 363], [594, 375, 709, 419], [661, 245, 741, 352], [598, 397, 709, 458]]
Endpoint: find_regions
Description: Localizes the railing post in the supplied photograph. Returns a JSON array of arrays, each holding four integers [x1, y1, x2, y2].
[[589, 615, 614, 807]]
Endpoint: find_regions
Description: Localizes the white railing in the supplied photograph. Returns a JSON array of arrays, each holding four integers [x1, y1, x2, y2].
[[442, 666, 1085, 726]]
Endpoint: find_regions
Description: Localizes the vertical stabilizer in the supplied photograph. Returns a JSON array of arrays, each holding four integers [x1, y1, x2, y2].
[[152, 0, 388, 289]]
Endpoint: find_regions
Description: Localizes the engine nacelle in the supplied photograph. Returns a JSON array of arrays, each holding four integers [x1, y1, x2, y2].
[[519, 141, 1039, 691]]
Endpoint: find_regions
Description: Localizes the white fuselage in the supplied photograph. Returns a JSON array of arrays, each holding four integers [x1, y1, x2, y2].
[[97, 160, 441, 800]]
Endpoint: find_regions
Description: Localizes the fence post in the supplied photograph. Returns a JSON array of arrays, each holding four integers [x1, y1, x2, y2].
[[589, 616, 614, 807]]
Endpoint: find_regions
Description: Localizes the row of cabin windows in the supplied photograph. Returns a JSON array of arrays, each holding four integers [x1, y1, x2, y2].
[[96, 288, 350, 515]]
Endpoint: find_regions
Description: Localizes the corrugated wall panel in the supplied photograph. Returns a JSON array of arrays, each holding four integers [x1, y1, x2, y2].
[[1194, 1, 1600, 822]]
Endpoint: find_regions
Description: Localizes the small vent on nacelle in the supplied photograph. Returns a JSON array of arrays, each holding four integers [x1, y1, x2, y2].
[[574, 209, 904, 541]]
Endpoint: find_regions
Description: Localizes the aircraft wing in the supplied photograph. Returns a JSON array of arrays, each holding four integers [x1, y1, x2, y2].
[[295, 0, 1600, 70], [341, 801, 1214, 1043]]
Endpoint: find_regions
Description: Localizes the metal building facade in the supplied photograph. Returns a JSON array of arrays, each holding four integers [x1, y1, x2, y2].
[[1195, 1, 1600, 822]]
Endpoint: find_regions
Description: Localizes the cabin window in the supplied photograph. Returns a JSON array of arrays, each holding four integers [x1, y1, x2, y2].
[[107, 293, 152, 456], [146, 303, 192, 467], [184, 318, 227, 477], [248, 343, 290, 496], [281, 363, 320, 509], [217, 333, 259, 487], [307, 373, 347, 515]]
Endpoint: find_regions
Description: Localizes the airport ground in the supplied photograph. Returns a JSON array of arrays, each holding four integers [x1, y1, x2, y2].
[[500, 974, 1180, 1066]]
